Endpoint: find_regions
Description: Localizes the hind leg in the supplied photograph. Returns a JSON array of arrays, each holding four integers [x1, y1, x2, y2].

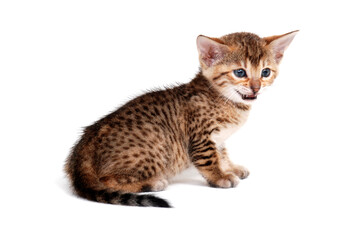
[[118, 178, 169, 192], [100, 175, 169, 193]]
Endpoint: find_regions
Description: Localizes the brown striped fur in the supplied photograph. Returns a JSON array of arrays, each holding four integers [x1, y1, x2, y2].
[[65, 31, 298, 207]]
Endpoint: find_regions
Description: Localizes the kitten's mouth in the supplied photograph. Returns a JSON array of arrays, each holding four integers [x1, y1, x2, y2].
[[236, 90, 257, 101]]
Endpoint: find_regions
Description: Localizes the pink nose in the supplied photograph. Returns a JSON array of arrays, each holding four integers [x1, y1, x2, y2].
[[249, 79, 261, 94]]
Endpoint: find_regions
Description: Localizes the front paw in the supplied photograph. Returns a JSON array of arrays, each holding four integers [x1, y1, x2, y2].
[[209, 173, 239, 188], [232, 165, 250, 179]]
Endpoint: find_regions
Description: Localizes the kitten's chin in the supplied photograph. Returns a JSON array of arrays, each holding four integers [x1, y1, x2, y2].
[[237, 97, 256, 105]]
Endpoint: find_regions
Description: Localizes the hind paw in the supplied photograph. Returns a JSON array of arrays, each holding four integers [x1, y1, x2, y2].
[[141, 179, 168, 192]]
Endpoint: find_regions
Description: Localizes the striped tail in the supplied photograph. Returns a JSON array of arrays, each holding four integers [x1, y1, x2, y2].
[[76, 187, 171, 208], [98, 191, 171, 208]]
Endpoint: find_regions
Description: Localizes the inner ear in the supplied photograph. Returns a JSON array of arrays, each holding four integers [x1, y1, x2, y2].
[[197, 35, 229, 67], [264, 30, 298, 63]]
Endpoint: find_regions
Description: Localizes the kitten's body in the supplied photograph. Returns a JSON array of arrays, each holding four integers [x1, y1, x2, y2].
[[65, 31, 297, 207]]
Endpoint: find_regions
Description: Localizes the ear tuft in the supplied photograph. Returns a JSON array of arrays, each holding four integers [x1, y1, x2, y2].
[[196, 35, 229, 67], [264, 30, 298, 63]]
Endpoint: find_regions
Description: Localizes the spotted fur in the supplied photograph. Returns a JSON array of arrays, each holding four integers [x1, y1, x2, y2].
[[65, 31, 297, 207]]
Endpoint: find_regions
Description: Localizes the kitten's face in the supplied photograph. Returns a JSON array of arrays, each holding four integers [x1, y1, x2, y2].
[[204, 56, 278, 105], [197, 31, 297, 105]]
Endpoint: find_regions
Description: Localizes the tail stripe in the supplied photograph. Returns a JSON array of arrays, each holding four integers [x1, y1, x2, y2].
[[82, 189, 171, 208]]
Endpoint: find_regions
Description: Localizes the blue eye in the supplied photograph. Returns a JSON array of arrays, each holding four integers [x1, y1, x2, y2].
[[233, 69, 247, 78], [261, 68, 271, 78]]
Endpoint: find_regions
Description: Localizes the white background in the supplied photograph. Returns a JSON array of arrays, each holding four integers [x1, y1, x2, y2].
[[1, 0, 358, 239]]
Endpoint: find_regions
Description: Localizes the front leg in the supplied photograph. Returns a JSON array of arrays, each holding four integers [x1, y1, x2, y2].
[[219, 147, 250, 180], [189, 139, 239, 188]]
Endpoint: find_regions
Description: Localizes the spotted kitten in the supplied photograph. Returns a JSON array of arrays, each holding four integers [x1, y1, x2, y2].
[[65, 31, 298, 207]]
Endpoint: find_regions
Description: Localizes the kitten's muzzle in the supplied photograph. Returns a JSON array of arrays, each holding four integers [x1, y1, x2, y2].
[[235, 90, 258, 100]]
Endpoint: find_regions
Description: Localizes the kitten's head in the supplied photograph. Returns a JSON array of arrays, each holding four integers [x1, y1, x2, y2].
[[196, 31, 298, 105]]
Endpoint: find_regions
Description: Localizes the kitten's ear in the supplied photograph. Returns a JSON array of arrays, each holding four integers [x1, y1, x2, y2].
[[264, 30, 298, 63], [197, 35, 229, 67]]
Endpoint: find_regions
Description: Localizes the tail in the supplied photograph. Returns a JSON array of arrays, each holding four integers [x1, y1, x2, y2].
[[70, 173, 171, 207], [74, 185, 171, 208], [93, 190, 171, 208]]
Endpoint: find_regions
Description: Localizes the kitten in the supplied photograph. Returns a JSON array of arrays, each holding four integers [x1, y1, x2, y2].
[[65, 31, 298, 207]]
